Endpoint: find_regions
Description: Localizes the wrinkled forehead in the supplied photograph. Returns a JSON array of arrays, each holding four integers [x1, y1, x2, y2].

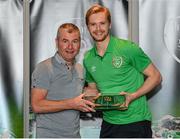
[[57, 27, 80, 39]]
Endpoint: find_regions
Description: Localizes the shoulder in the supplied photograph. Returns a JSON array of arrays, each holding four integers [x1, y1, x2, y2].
[[34, 57, 53, 74], [112, 36, 139, 49], [111, 37, 138, 53], [37, 58, 52, 68], [83, 48, 95, 68], [84, 48, 94, 60]]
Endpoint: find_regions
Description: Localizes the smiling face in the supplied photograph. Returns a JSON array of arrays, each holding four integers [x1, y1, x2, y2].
[[87, 12, 111, 42], [86, 5, 111, 43], [56, 25, 80, 63]]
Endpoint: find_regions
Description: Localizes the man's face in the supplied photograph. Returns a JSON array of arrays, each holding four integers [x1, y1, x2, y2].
[[56, 29, 80, 63], [88, 12, 111, 42]]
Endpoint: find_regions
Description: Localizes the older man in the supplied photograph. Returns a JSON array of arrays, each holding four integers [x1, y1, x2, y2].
[[31, 23, 95, 138]]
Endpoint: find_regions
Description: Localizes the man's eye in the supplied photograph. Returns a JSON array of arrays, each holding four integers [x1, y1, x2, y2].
[[73, 40, 79, 43], [90, 23, 95, 26], [63, 40, 68, 43], [72, 40, 79, 45]]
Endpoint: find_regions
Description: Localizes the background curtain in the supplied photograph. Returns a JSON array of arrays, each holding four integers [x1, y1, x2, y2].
[[139, 0, 180, 137], [0, 0, 23, 138]]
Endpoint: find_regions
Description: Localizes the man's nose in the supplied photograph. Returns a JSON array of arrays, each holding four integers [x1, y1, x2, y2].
[[67, 43, 73, 49], [96, 24, 101, 30]]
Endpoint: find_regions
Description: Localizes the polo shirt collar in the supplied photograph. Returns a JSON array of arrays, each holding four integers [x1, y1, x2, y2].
[[54, 52, 76, 66], [93, 35, 114, 56], [106, 35, 113, 53], [54, 52, 66, 65]]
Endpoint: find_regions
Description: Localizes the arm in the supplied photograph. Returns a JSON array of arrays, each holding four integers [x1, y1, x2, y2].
[[87, 83, 98, 89], [83, 83, 100, 101], [120, 63, 162, 107], [31, 88, 95, 114], [84, 83, 100, 96]]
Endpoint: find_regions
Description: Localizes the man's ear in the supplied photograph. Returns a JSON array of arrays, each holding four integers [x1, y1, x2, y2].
[[55, 38, 58, 47], [109, 23, 112, 29]]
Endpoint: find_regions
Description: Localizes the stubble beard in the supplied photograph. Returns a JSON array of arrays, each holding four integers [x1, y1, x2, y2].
[[91, 30, 110, 42]]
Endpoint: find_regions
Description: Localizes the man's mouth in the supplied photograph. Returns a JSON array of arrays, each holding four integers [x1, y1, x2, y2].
[[94, 31, 104, 36], [66, 50, 74, 54]]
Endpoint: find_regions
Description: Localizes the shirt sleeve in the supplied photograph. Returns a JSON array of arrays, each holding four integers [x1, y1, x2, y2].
[[129, 43, 152, 72], [31, 62, 51, 90], [83, 60, 95, 83]]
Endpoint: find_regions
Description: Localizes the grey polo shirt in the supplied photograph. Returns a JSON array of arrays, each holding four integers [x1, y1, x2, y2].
[[31, 53, 84, 138]]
